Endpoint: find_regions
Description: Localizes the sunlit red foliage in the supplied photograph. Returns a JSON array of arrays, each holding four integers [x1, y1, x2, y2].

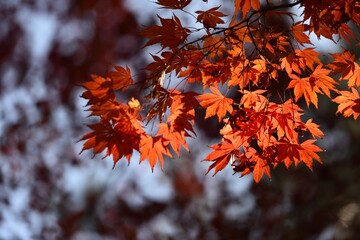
[[81, 0, 360, 182]]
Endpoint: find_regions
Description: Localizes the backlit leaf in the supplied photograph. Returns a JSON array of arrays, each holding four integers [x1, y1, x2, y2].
[[198, 86, 234, 121], [108, 65, 133, 91], [333, 88, 360, 120]]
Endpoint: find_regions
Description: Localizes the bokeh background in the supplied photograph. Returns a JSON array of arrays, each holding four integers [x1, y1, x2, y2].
[[1, 0, 359, 239]]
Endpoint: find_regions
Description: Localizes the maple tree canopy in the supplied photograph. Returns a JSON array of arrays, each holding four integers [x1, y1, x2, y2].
[[80, 0, 360, 182]]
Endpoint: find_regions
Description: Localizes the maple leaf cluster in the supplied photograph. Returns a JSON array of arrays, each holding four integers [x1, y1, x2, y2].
[[81, 0, 360, 182]]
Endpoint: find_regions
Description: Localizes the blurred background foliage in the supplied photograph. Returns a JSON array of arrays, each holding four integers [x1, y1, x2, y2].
[[0, 0, 359, 239]]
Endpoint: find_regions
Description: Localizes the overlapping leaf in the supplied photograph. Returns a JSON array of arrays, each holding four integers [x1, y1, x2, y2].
[[203, 140, 240, 175], [252, 154, 271, 183], [198, 86, 234, 121], [333, 88, 360, 120], [288, 74, 319, 108], [328, 50, 360, 87], [288, 65, 337, 108], [81, 75, 114, 104], [240, 89, 268, 110]]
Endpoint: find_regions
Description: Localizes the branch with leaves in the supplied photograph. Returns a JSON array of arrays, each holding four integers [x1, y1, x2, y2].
[[80, 0, 360, 182]]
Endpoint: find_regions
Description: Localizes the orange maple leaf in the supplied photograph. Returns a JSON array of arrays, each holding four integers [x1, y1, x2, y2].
[[232, 147, 271, 182], [109, 113, 145, 166], [291, 22, 312, 46], [288, 65, 336, 108], [234, 0, 260, 17], [276, 139, 302, 168], [328, 50, 360, 88], [229, 59, 258, 89], [203, 36, 226, 60], [281, 48, 321, 75], [146, 86, 172, 122], [252, 154, 271, 183], [298, 139, 323, 170], [304, 119, 324, 138], [240, 89, 268, 110], [201, 61, 230, 86], [157, 123, 190, 156], [281, 52, 302, 75], [296, 48, 321, 71], [167, 90, 198, 134], [288, 74, 318, 108], [333, 88, 360, 120], [328, 49, 355, 75], [346, 63, 360, 88], [309, 65, 338, 97], [139, 135, 172, 170], [268, 100, 304, 140], [203, 140, 239, 175], [198, 86, 234, 122], [87, 101, 124, 120], [178, 65, 203, 84]]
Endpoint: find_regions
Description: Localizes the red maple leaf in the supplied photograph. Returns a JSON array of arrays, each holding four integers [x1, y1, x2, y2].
[[80, 116, 144, 166], [142, 14, 190, 49], [107, 65, 134, 91], [156, 0, 191, 9], [196, 6, 227, 29]]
